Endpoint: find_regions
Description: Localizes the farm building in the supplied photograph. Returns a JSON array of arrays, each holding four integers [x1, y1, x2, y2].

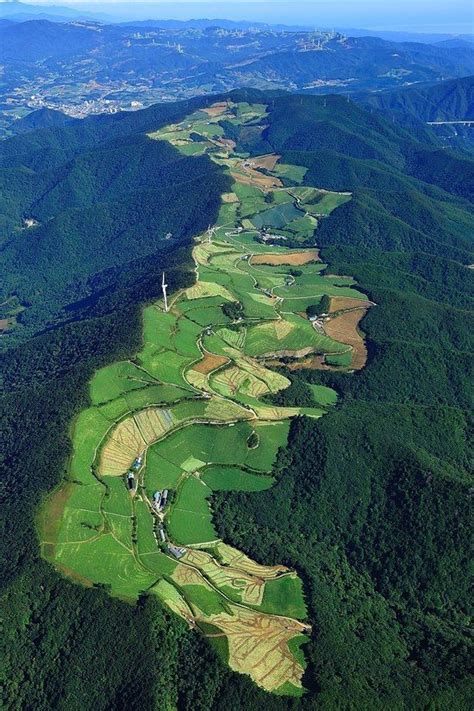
[[126, 472, 136, 491], [131, 455, 143, 471], [168, 544, 186, 559], [158, 525, 166, 543]]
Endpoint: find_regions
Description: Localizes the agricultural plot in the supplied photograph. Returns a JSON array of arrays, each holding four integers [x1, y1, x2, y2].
[[291, 187, 352, 215], [168, 476, 217, 545], [102, 477, 132, 517], [181, 547, 268, 606], [309, 384, 338, 406], [210, 358, 289, 405], [70, 409, 112, 483], [251, 202, 302, 230], [204, 605, 309, 694], [251, 250, 319, 266], [250, 154, 282, 171], [323, 307, 370, 370], [124, 384, 184, 410], [212, 365, 268, 399], [324, 351, 354, 367], [90, 361, 157, 405], [42, 101, 370, 697], [186, 281, 235, 302], [245, 314, 346, 358], [55, 532, 158, 599], [202, 465, 274, 492], [273, 163, 308, 184], [145, 448, 184, 491]]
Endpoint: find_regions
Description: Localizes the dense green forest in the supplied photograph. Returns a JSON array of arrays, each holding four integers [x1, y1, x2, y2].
[[1, 90, 473, 708], [356, 75, 474, 154]]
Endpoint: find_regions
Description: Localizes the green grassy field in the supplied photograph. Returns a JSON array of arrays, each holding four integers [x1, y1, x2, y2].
[[202, 465, 275, 491], [251, 202, 302, 230], [245, 314, 347, 357], [309, 384, 338, 406]]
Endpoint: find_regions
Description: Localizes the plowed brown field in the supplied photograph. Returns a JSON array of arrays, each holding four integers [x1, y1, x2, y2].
[[193, 351, 229, 375], [250, 154, 281, 171], [324, 308, 369, 369], [329, 297, 371, 313], [251, 250, 319, 266], [202, 103, 228, 117]]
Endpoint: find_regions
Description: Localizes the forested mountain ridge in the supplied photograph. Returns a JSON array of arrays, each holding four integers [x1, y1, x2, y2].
[[0, 94, 234, 343], [1, 91, 473, 708], [357, 76, 474, 153], [360, 75, 474, 122]]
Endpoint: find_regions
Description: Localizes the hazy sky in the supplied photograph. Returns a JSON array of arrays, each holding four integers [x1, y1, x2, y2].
[[25, 1, 474, 33]]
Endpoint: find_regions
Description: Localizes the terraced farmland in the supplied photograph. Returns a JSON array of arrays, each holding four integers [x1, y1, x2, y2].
[[40, 101, 369, 696]]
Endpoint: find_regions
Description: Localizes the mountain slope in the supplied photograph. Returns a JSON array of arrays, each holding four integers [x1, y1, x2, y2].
[[357, 76, 474, 153], [360, 75, 474, 121]]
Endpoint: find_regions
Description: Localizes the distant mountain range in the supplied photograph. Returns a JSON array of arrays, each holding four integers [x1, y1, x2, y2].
[[1, 2, 473, 41], [1, 17, 473, 136], [0, 0, 106, 23]]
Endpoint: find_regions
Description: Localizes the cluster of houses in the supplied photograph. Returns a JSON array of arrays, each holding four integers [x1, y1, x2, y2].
[[124, 457, 187, 561], [155, 521, 186, 560], [308, 314, 330, 330], [260, 231, 287, 242]]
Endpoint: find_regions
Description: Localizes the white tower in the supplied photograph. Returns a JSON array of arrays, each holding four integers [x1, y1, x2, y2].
[[207, 225, 216, 244], [162, 272, 169, 313]]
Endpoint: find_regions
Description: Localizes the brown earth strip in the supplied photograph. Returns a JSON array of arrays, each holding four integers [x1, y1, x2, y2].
[[193, 351, 230, 375], [324, 308, 370, 370], [202, 103, 229, 117], [329, 296, 371, 313], [251, 250, 319, 266], [250, 154, 281, 171], [231, 170, 282, 191]]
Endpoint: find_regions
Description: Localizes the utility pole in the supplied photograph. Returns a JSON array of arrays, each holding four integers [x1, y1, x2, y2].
[[162, 272, 169, 312]]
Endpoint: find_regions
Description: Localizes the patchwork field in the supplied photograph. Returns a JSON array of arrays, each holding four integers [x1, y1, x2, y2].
[[40, 100, 368, 697]]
